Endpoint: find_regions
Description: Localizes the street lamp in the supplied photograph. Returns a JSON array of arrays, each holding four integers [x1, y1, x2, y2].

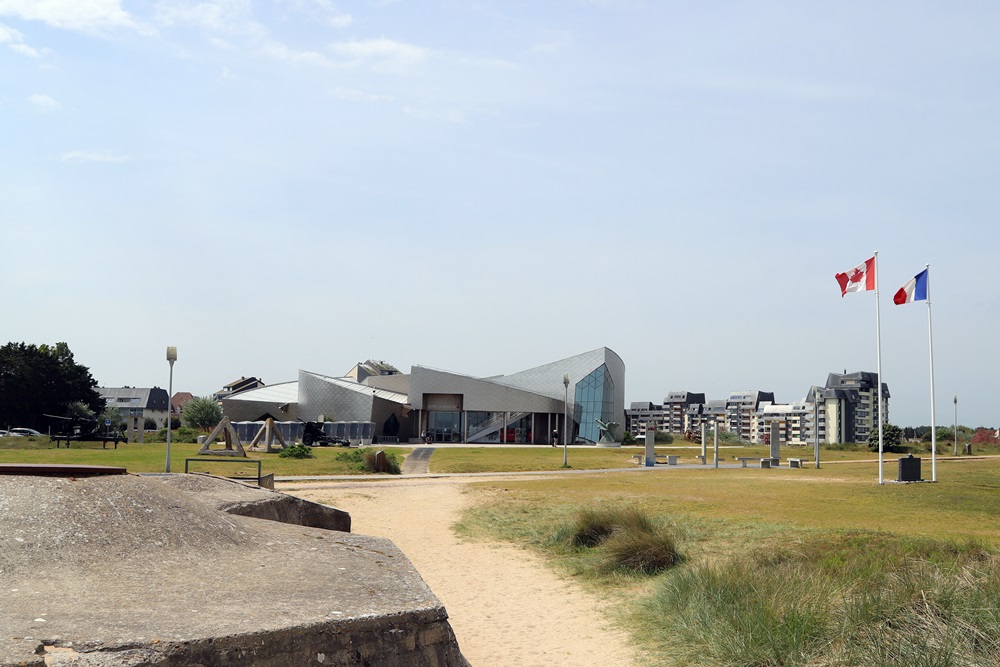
[[563, 373, 570, 467], [814, 386, 821, 470], [953, 395, 958, 456], [166, 346, 177, 472]]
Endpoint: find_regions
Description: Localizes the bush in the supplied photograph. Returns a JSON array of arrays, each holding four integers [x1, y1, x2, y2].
[[559, 507, 680, 575], [279, 443, 314, 459], [868, 423, 904, 452], [654, 431, 674, 444], [622, 431, 637, 445], [334, 448, 401, 474], [145, 426, 199, 443], [182, 396, 223, 430]]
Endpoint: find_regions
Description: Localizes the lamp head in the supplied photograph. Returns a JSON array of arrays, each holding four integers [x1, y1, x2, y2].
[[562, 372, 569, 388], [166, 346, 177, 363]]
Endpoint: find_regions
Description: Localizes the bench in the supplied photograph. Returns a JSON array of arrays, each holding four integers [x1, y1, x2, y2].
[[693, 455, 707, 464], [631, 454, 680, 466], [734, 457, 758, 468], [788, 458, 810, 468], [759, 458, 772, 469]]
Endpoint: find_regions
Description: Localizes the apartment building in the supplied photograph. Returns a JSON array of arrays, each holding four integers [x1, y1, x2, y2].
[[636, 370, 887, 445], [625, 401, 667, 437], [726, 391, 775, 443], [664, 391, 706, 434]]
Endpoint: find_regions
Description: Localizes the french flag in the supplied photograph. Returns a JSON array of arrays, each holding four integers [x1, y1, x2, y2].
[[893, 269, 928, 305]]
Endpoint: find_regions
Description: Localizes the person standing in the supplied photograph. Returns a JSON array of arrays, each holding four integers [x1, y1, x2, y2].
[[551, 429, 559, 447]]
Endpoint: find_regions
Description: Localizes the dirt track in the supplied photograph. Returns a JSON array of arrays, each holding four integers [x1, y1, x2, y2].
[[282, 477, 638, 667]]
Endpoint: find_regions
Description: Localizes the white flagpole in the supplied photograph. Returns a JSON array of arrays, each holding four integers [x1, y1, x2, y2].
[[874, 250, 884, 485], [926, 264, 937, 482]]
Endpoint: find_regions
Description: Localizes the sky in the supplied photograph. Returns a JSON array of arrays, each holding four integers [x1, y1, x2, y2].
[[2, 1, 998, 428]]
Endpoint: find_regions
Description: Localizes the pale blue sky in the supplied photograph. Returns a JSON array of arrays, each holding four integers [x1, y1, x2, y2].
[[2, 1, 998, 428]]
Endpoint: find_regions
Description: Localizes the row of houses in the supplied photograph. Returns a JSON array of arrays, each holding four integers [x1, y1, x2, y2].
[[625, 371, 889, 445]]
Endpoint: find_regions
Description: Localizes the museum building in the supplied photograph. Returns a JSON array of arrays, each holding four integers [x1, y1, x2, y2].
[[220, 348, 626, 445]]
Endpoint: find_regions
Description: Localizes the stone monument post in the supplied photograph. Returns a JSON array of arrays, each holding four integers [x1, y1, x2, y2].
[[644, 429, 655, 467]]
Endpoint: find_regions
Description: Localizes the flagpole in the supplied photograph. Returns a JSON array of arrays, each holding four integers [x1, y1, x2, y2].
[[874, 250, 884, 485], [926, 263, 937, 482]]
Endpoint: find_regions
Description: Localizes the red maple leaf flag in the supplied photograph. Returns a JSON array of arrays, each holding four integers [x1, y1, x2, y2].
[[835, 256, 876, 296]]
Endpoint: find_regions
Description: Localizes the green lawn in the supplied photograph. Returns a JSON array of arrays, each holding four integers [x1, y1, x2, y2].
[[0, 438, 413, 476]]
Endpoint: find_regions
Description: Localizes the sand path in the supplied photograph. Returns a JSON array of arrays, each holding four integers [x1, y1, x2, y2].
[[282, 477, 638, 667]]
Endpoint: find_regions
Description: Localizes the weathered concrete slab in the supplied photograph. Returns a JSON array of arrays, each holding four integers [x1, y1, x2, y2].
[[0, 474, 468, 666], [150, 473, 352, 532]]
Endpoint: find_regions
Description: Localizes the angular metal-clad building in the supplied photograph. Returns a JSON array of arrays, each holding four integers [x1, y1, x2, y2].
[[409, 347, 625, 444], [220, 347, 625, 445]]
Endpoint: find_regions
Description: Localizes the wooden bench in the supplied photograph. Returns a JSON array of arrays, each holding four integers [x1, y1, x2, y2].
[[788, 458, 810, 468], [734, 457, 758, 468]]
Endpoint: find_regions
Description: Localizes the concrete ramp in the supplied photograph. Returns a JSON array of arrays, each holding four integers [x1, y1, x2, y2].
[[0, 473, 468, 667]]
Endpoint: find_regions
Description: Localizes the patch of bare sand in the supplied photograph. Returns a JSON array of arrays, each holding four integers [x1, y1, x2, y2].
[[283, 478, 638, 667]]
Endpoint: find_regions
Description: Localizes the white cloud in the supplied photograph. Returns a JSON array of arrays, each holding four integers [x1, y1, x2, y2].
[[329, 12, 351, 28], [59, 150, 129, 163], [1, 20, 47, 56], [332, 86, 393, 103], [261, 40, 333, 67], [28, 93, 58, 110], [154, 0, 254, 34], [0, 21, 20, 41], [329, 37, 429, 71], [10, 41, 42, 56], [0, 0, 140, 32]]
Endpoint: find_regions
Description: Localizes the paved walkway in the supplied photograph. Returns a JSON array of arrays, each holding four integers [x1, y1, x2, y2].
[[401, 446, 434, 474]]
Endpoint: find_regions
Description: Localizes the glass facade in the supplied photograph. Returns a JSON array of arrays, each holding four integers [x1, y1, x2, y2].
[[428, 411, 462, 442], [574, 364, 616, 443]]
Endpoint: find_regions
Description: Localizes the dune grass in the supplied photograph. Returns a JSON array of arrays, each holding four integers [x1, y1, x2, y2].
[[453, 458, 1000, 666]]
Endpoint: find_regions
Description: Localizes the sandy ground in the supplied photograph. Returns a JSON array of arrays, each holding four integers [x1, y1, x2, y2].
[[282, 477, 638, 667]]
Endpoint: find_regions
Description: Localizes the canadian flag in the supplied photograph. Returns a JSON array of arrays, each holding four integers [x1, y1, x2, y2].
[[835, 257, 876, 296]]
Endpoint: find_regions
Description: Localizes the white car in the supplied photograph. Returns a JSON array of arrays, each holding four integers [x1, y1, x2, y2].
[[8, 427, 43, 437]]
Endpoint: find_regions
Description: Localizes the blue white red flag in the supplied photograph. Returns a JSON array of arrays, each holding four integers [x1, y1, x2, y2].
[[835, 257, 876, 296], [893, 269, 928, 305]]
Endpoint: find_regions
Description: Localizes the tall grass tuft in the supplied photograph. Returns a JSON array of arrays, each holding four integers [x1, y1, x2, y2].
[[555, 507, 680, 576]]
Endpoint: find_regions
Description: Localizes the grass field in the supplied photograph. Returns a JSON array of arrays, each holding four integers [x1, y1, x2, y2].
[[453, 458, 1000, 665], [4, 436, 998, 664], [0, 437, 412, 476]]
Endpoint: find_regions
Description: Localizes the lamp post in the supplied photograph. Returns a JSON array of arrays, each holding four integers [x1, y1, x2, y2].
[[953, 394, 958, 456], [165, 346, 177, 472], [814, 386, 821, 469], [563, 373, 570, 467]]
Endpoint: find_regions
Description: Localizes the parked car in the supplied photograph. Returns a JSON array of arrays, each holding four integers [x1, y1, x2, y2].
[[8, 427, 43, 437]]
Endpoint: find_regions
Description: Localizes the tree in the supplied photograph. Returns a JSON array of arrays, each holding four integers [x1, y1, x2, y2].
[[0, 342, 103, 430], [182, 396, 223, 430], [868, 423, 904, 452]]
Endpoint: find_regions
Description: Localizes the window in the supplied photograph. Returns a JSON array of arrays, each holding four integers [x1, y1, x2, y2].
[[573, 364, 616, 443]]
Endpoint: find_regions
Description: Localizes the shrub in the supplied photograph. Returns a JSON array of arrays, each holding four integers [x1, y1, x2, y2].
[[654, 430, 674, 444], [279, 443, 314, 459], [560, 507, 680, 575], [622, 431, 637, 445], [145, 427, 199, 443], [334, 448, 401, 474], [600, 529, 680, 575]]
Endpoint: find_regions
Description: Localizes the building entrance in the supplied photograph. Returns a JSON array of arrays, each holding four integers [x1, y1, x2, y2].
[[428, 411, 462, 443]]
